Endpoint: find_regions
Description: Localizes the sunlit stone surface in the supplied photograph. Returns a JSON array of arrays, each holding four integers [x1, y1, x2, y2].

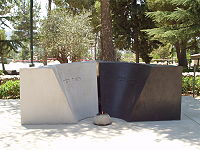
[[20, 62, 98, 124]]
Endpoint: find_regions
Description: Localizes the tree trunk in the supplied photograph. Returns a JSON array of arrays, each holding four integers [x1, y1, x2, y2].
[[43, 0, 52, 66], [179, 44, 188, 67], [100, 0, 116, 61], [94, 33, 98, 60], [132, 2, 140, 63], [131, 35, 139, 63], [134, 35, 139, 63], [174, 41, 188, 67], [43, 48, 48, 65], [48, 0, 52, 12], [30, 0, 34, 67], [1, 55, 5, 71], [57, 56, 68, 64], [72, 55, 79, 62]]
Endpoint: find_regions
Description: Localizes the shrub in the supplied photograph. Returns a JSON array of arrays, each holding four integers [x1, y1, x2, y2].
[[182, 76, 200, 96], [0, 70, 4, 75], [182, 68, 200, 72], [0, 76, 19, 85], [0, 80, 20, 99]]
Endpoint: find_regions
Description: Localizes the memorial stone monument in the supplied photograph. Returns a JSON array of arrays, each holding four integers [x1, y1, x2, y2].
[[20, 62, 98, 124], [98, 62, 182, 122], [20, 61, 182, 124]]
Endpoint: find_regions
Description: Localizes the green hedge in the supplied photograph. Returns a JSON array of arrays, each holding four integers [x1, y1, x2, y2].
[[0, 80, 20, 99], [182, 76, 200, 96], [182, 68, 200, 72], [0, 77, 19, 85], [0, 76, 199, 99]]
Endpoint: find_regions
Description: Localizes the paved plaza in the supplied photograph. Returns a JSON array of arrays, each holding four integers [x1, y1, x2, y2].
[[0, 96, 200, 150]]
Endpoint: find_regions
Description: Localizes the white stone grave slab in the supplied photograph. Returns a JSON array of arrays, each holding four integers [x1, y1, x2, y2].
[[20, 62, 98, 124]]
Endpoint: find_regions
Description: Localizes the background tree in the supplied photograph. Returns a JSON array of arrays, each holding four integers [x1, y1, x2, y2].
[[0, 0, 14, 29], [42, 0, 53, 65], [54, 0, 101, 60], [0, 29, 22, 71], [12, 0, 41, 60], [187, 37, 200, 55], [54, 0, 117, 61], [100, 0, 115, 61], [39, 10, 94, 63], [111, 0, 159, 63], [145, 0, 200, 67], [0, 0, 24, 72], [54, 0, 95, 13], [151, 43, 172, 59], [0, 30, 8, 70]]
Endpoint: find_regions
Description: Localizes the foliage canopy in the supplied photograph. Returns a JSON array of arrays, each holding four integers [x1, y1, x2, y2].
[[39, 9, 94, 63]]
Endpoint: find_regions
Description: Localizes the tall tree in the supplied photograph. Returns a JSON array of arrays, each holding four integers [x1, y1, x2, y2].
[[145, 0, 200, 67], [0, 0, 14, 29], [0, 30, 21, 71], [0, 30, 7, 71], [100, 0, 115, 61], [30, 0, 34, 66], [53, 0, 100, 34], [48, 0, 52, 13], [54, 0, 95, 13], [39, 10, 94, 63], [12, 0, 41, 60], [111, 0, 159, 63], [0, 0, 24, 71], [53, 0, 101, 60], [43, 0, 52, 65]]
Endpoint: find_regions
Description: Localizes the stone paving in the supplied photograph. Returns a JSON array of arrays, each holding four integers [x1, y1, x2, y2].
[[0, 96, 200, 150]]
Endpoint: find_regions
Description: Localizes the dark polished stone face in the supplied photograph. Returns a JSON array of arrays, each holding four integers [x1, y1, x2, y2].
[[97, 62, 182, 122]]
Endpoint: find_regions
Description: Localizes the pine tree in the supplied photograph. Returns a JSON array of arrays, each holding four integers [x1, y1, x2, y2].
[[100, 0, 115, 61], [0, 0, 14, 29], [145, 0, 200, 67], [0, 0, 23, 71], [111, 0, 159, 63], [0, 30, 21, 71], [12, 0, 41, 60]]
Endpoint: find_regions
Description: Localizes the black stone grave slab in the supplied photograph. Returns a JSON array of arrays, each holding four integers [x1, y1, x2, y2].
[[98, 62, 182, 122]]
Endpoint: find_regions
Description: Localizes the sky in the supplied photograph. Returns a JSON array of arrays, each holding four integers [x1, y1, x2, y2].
[[37, 0, 49, 17], [38, 0, 56, 16], [38, 0, 47, 17]]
